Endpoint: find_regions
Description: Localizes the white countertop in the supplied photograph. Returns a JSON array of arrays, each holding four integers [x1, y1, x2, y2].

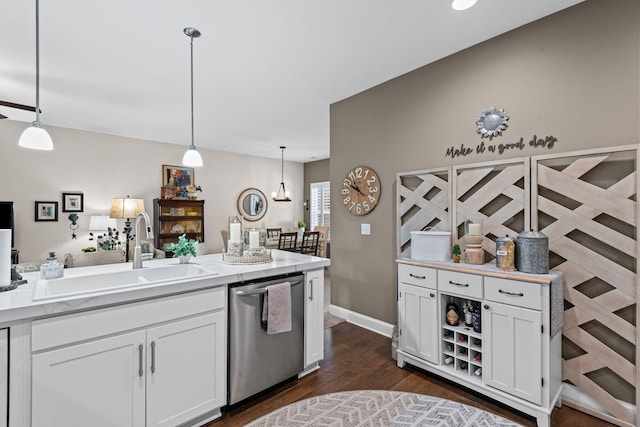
[[1, 251, 330, 325]]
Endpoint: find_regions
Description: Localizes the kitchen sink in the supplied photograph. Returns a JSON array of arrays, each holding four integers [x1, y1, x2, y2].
[[33, 263, 216, 301]]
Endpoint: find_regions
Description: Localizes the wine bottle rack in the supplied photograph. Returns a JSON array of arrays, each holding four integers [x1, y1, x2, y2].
[[441, 294, 482, 382]]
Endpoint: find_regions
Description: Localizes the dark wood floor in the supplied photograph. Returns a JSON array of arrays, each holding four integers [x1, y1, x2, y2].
[[205, 322, 613, 426]]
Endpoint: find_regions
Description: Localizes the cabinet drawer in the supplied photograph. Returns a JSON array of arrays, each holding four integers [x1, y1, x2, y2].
[[398, 264, 436, 289], [438, 270, 482, 299], [484, 277, 541, 310]]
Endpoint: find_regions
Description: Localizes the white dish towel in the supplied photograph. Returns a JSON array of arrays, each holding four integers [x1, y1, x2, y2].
[[261, 282, 292, 334]]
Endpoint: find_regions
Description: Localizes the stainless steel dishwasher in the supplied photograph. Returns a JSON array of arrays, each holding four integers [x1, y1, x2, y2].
[[228, 273, 304, 405]]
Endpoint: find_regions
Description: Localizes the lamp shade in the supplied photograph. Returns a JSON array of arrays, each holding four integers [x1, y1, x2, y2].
[[110, 198, 145, 219], [19, 122, 53, 150], [89, 215, 118, 231], [182, 146, 203, 167]]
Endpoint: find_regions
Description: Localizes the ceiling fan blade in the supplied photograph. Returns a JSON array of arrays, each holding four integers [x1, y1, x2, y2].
[[0, 100, 40, 113]]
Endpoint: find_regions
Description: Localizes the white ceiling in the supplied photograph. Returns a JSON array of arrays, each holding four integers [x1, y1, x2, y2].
[[1, 0, 583, 163]]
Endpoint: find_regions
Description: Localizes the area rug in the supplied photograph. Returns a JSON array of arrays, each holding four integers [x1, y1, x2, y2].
[[245, 390, 523, 426]]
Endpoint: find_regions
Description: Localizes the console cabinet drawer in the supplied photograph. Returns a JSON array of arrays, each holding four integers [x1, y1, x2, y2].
[[438, 270, 483, 299], [484, 277, 542, 310], [398, 264, 437, 289]]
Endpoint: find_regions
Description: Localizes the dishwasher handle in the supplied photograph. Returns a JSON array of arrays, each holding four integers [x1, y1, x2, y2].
[[235, 279, 303, 296]]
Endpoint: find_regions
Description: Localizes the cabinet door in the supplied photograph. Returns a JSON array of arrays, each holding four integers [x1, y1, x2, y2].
[[305, 269, 325, 367], [32, 330, 146, 427], [146, 311, 226, 427], [0, 329, 6, 427], [398, 283, 439, 364], [483, 300, 542, 404]]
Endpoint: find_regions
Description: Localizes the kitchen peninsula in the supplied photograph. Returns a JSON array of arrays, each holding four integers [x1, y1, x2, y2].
[[1, 250, 329, 427]]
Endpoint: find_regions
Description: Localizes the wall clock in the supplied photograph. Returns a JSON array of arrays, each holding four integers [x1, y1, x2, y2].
[[341, 165, 381, 215]]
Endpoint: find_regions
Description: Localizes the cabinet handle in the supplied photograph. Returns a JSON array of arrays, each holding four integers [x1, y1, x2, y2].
[[151, 341, 156, 374], [449, 280, 469, 287], [138, 344, 144, 377], [499, 289, 524, 297], [430, 293, 435, 298], [409, 273, 426, 279], [484, 304, 489, 310], [309, 278, 314, 301]]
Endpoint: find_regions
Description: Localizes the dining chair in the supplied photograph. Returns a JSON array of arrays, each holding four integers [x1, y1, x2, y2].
[[298, 231, 320, 256], [267, 228, 282, 239], [313, 226, 329, 257], [220, 229, 229, 252], [278, 232, 298, 252]]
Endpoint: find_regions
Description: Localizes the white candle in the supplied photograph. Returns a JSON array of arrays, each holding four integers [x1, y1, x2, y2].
[[468, 223, 481, 235], [230, 223, 241, 241], [249, 231, 259, 249]]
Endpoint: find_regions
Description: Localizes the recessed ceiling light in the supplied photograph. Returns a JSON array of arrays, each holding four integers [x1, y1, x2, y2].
[[452, 0, 478, 11]]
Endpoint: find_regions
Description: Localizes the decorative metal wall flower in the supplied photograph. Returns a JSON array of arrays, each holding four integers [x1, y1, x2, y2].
[[476, 107, 509, 139]]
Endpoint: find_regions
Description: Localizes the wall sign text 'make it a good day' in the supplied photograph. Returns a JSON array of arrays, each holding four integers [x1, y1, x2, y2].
[[445, 135, 558, 159]]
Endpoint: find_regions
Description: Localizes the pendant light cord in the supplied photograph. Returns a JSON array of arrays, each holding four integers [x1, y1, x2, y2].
[[35, 0, 41, 123], [189, 33, 195, 149]]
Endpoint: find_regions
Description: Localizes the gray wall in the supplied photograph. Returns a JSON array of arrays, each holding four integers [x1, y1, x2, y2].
[[330, 0, 639, 324]]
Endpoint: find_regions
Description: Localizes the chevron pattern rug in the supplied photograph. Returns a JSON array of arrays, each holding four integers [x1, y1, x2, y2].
[[245, 390, 523, 426]]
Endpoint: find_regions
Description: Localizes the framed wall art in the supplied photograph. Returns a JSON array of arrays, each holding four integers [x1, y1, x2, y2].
[[35, 201, 58, 222], [162, 165, 194, 188], [62, 192, 84, 212]]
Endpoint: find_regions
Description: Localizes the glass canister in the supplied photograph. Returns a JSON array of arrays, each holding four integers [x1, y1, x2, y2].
[[495, 235, 516, 271], [40, 252, 64, 280], [515, 230, 549, 274]]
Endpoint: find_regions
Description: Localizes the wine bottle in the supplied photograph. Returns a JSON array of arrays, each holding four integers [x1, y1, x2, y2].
[[464, 300, 473, 327], [474, 367, 482, 376], [459, 361, 468, 370], [472, 302, 481, 333], [445, 296, 460, 326], [444, 356, 454, 365]]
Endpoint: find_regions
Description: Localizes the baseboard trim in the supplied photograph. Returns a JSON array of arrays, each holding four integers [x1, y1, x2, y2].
[[329, 304, 394, 338]]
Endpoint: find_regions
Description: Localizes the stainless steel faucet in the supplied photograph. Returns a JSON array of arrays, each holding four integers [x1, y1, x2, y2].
[[133, 212, 154, 269]]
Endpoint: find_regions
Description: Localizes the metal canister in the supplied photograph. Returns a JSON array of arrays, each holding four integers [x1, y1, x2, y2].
[[515, 230, 549, 274], [495, 235, 516, 271]]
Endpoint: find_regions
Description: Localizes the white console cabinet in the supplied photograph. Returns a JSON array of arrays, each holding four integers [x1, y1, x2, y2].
[[396, 261, 562, 427], [31, 287, 227, 427]]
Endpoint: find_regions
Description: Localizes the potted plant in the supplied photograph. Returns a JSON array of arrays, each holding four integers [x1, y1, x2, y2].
[[452, 244, 461, 263], [297, 221, 307, 239], [168, 234, 199, 264]]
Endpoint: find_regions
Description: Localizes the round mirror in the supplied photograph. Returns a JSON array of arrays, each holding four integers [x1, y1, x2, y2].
[[237, 188, 268, 222]]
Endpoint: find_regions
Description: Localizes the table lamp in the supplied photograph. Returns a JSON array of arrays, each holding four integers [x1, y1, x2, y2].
[[110, 196, 145, 262]]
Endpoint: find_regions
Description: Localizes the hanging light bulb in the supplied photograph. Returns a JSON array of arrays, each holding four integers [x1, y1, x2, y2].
[[182, 27, 203, 167], [19, 0, 53, 150], [272, 146, 291, 202]]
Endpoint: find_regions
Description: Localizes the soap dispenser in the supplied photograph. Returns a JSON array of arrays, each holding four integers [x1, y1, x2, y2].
[[40, 252, 64, 280]]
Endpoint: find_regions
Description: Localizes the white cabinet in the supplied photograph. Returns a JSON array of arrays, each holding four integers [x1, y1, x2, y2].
[[483, 300, 542, 404], [0, 329, 8, 427], [396, 261, 561, 427], [31, 287, 226, 427], [32, 330, 146, 427], [146, 311, 226, 427], [398, 283, 438, 364], [304, 269, 324, 367]]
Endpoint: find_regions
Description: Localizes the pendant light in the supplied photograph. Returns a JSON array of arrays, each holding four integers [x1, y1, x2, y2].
[[451, 0, 477, 11], [182, 27, 203, 167], [272, 146, 291, 202], [19, 0, 53, 150]]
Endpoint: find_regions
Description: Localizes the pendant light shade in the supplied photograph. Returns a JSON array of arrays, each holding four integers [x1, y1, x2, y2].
[[272, 146, 291, 202], [451, 0, 477, 10], [182, 27, 203, 167], [19, 0, 53, 150]]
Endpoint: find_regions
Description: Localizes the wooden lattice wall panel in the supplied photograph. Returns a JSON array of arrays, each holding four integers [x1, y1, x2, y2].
[[532, 147, 638, 426], [453, 159, 529, 259], [396, 169, 450, 259]]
